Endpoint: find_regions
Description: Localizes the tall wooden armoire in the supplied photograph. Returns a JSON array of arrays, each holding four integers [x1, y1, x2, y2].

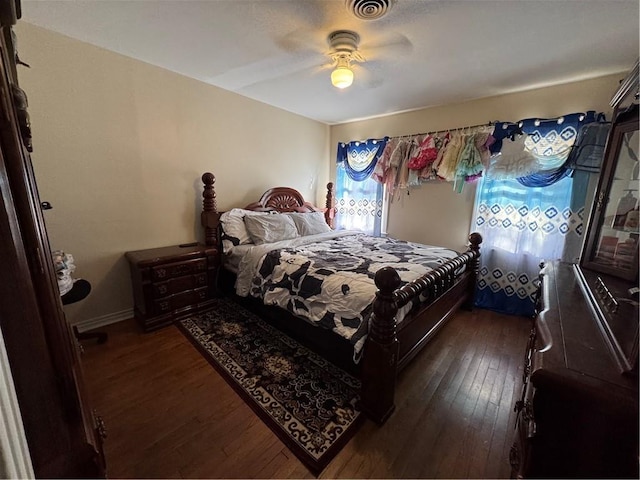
[[0, 0, 106, 477]]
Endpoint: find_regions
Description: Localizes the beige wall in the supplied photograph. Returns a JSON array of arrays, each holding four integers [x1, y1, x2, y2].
[[16, 21, 624, 326], [15, 23, 330, 325], [330, 74, 622, 252]]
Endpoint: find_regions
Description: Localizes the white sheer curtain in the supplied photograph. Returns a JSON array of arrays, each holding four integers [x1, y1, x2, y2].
[[473, 174, 581, 315], [335, 162, 383, 235], [473, 112, 601, 316], [335, 138, 387, 236]]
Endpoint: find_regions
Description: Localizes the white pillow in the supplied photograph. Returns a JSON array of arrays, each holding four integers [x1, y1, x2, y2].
[[219, 208, 269, 252], [244, 214, 298, 245], [287, 211, 332, 236]]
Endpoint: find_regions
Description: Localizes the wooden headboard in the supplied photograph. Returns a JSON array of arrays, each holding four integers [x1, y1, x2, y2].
[[201, 172, 336, 247]]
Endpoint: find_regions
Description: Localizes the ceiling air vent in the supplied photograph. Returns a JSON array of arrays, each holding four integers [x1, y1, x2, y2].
[[345, 0, 396, 20]]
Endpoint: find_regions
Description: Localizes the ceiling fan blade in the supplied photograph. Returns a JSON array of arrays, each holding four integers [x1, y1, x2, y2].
[[275, 27, 325, 54], [210, 51, 324, 90], [353, 63, 384, 89], [360, 32, 414, 60], [312, 61, 336, 73]]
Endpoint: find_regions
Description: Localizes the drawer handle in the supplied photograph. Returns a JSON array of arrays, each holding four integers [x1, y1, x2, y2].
[[94, 410, 107, 440], [173, 263, 192, 275], [158, 284, 168, 295], [158, 301, 170, 311], [514, 400, 524, 413], [523, 401, 536, 438], [509, 444, 520, 471], [596, 277, 619, 314], [522, 400, 534, 422]]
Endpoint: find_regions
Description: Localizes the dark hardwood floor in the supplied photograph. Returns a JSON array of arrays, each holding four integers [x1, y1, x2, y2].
[[80, 306, 532, 479]]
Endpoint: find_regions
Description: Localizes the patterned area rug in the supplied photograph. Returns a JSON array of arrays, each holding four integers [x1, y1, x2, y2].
[[177, 298, 363, 474]]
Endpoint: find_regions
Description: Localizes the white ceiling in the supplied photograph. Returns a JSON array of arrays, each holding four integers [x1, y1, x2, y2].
[[20, 0, 639, 125]]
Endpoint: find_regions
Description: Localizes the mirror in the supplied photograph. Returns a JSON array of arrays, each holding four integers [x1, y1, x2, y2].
[[579, 60, 638, 374], [581, 104, 639, 282]]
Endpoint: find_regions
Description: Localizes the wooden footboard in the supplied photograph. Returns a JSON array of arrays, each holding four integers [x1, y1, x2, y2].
[[360, 233, 482, 424]]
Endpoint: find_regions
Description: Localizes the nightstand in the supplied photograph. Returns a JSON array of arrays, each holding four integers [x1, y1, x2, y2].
[[125, 244, 219, 331]]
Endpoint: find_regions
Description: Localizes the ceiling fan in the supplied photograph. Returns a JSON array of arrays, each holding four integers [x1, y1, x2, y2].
[[326, 30, 365, 89], [210, 1, 413, 91], [277, 27, 412, 90]]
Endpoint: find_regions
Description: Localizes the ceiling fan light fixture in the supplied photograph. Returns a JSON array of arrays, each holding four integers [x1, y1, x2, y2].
[[331, 63, 354, 89], [327, 31, 362, 89]]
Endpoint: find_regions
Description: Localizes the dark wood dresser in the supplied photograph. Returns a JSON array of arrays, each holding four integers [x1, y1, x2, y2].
[[510, 261, 638, 478], [125, 244, 219, 331]]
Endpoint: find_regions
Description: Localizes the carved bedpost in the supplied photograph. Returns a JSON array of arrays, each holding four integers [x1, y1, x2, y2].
[[324, 182, 336, 228], [463, 232, 483, 310], [201, 172, 220, 247], [360, 266, 401, 424]]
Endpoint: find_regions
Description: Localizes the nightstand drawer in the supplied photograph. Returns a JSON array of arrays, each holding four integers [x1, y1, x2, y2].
[[152, 273, 207, 298], [151, 258, 206, 281], [153, 286, 208, 314]]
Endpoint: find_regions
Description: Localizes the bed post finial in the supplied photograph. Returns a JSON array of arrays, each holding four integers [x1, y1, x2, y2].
[[468, 232, 482, 252], [360, 266, 401, 424], [324, 182, 336, 228], [468, 232, 482, 275], [201, 172, 220, 247]]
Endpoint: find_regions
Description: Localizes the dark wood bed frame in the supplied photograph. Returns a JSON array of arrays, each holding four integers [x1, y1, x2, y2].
[[201, 172, 482, 424]]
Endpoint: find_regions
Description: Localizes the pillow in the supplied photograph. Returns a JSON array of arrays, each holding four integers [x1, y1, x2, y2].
[[287, 211, 332, 236], [219, 208, 269, 252], [243, 214, 298, 245]]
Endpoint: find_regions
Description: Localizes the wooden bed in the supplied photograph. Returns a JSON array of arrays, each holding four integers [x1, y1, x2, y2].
[[200, 172, 482, 424]]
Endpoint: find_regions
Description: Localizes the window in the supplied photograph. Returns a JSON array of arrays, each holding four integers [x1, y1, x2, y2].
[[334, 138, 388, 236], [335, 162, 384, 235]]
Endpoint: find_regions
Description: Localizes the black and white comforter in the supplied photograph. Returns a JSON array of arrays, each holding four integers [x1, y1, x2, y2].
[[234, 231, 459, 361]]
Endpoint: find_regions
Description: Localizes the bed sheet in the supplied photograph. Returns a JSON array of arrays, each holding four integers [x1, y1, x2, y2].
[[234, 231, 460, 361], [223, 244, 254, 274]]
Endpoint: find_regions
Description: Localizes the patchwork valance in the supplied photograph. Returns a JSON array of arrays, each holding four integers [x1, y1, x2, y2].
[[336, 137, 389, 181], [338, 110, 605, 193]]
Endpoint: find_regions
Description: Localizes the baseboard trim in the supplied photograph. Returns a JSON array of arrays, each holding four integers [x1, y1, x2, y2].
[[74, 309, 133, 333]]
